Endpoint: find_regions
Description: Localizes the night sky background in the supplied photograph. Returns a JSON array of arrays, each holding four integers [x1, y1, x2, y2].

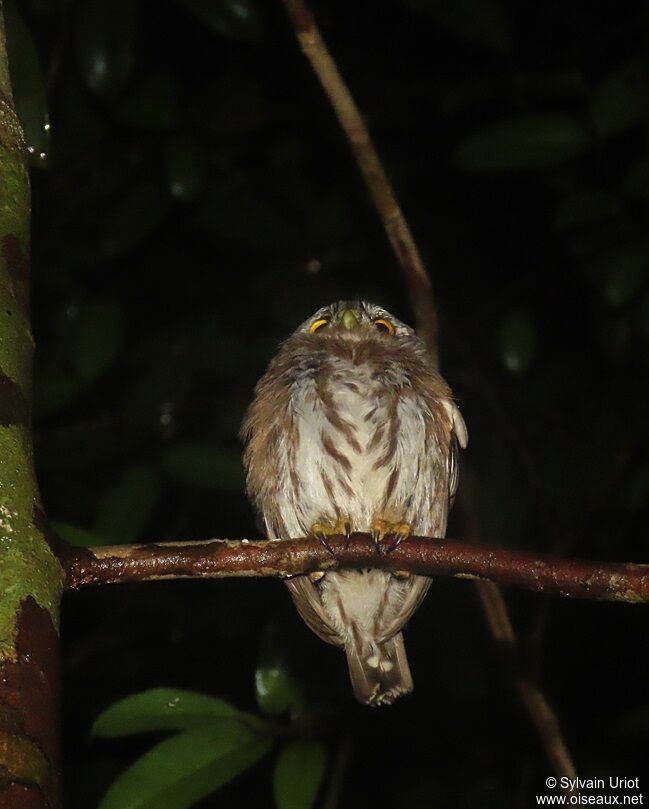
[[6, 0, 649, 806]]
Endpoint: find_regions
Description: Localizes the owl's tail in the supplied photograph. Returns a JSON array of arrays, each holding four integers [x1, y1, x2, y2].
[[345, 631, 413, 706]]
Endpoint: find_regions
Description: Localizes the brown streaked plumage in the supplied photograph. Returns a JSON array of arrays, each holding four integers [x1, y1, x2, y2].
[[241, 300, 467, 706]]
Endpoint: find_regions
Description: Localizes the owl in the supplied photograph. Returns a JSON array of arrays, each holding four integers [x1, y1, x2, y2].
[[241, 301, 467, 706]]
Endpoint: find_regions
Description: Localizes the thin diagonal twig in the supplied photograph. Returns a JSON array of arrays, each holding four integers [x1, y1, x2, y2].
[[475, 579, 577, 787], [321, 735, 354, 809], [279, 0, 580, 782], [462, 481, 577, 783], [281, 0, 439, 364]]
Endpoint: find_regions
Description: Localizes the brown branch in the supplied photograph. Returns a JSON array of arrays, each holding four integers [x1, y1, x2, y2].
[[460, 479, 577, 784], [475, 580, 577, 787], [281, 0, 439, 362], [277, 2, 586, 785], [63, 535, 649, 602], [279, 0, 583, 786], [321, 734, 354, 809]]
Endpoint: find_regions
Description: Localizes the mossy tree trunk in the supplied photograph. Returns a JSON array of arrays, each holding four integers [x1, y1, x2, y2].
[[0, 2, 63, 807]]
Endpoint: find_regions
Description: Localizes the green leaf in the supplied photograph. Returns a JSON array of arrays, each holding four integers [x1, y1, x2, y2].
[[52, 521, 105, 548], [92, 688, 241, 738], [513, 69, 585, 99], [403, 0, 510, 53], [456, 115, 591, 172], [102, 183, 171, 257], [76, 0, 138, 98], [164, 136, 204, 202], [4, 0, 50, 165], [119, 71, 178, 130], [33, 296, 125, 414], [161, 442, 244, 491], [591, 58, 647, 138], [255, 623, 303, 717], [32, 373, 87, 418], [98, 724, 274, 809], [68, 297, 125, 381], [594, 242, 649, 308], [498, 310, 536, 374], [199, 68, 270, 136], [596, 313, 631, 361], [94, 464, 161, 543], [624, 159, 649, 199], [36, 417, 141, 471], [273, 740, 327, 809], [554, 189, 620, 232], [177, 0, 263, 42], [636, 290, 649, 340]]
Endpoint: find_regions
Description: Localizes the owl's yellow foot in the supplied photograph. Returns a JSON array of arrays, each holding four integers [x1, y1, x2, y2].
[[371, 519, 411, 555], [311, 516, 352, 554]]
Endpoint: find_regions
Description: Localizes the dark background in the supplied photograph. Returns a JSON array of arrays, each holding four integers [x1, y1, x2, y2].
[[6, 0, 649, 805]]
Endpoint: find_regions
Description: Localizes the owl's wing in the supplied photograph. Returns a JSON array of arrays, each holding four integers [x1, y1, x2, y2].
[[448, 434, 461, 507], [285, 577, 344, 648], [378, 401, 468, 644], [445, 400, 468, 507]]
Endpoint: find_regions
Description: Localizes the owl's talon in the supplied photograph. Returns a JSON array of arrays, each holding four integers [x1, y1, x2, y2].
[[371, 519, 389, 555], [341, 518, 352, 547], [313, 530, 335, 555], [385, 524, 411, 554], [311, 517, 352, 555], [371, 519, 411, 555]]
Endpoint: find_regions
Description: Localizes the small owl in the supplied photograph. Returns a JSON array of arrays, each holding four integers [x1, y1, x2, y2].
[[241, 301, 467, 706]]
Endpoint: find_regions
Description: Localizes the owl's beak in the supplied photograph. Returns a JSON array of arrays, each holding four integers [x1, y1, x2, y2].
[[340, 309, 361, 330]]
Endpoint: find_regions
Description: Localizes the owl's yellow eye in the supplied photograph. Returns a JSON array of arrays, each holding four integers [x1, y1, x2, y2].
[[374, 318, 395, 335], [309, 318, 329, 334]]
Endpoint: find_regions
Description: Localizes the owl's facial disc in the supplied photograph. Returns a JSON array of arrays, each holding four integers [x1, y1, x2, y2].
[[308, 307, 361, 334], [303, 301, 406, 340]]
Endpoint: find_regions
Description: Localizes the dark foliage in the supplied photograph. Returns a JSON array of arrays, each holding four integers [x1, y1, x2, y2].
[[7, 0, 649, 805]]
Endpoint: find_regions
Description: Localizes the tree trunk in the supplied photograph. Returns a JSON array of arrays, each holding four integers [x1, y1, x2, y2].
[[0, 3, 63, 807]]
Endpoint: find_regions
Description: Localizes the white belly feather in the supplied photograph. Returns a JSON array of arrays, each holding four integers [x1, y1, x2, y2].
[[268, 358, 447, 642]]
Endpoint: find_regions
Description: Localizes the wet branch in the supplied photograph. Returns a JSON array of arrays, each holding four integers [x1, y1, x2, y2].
[[63, 535, 649, 603]]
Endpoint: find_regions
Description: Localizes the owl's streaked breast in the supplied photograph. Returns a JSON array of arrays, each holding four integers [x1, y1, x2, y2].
[[273, 352, 448, 540], [241, 303, 466, 705]]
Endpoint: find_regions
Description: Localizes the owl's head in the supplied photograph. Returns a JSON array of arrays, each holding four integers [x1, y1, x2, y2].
[[297, 300, 414, 341]]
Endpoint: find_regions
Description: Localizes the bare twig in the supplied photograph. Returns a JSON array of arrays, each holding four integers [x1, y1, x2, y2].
[[461, 473, 577, 785], [63, 535, 649, 602], [321, 735, 354, 809], [281, 0, 439, 363], [475, 580, 577, 785], [279, 2, 584, 782]]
